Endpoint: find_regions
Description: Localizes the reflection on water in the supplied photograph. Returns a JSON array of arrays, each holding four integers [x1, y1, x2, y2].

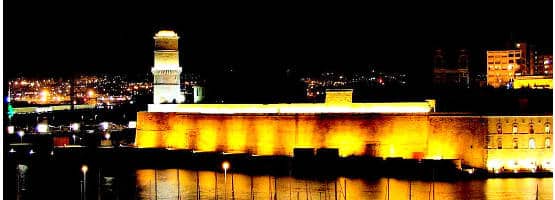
[[136, 169, 553, 200]]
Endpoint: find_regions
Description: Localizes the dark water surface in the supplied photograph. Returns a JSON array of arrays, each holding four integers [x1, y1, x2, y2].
[[10, 165, 552, 200]]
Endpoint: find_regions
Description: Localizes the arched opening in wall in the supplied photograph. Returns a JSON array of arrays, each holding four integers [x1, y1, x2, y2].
[[512, 123, 519, 134], [497, 123, 502, 134], [545, 123, 551, 134], [513, 137, 518, 149], [529, 123, 534, 134], [545, 137, 551, 149], [529, 138, 536, 149], [497, 137, 503, 149]]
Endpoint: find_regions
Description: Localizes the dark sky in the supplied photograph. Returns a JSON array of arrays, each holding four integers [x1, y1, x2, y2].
[[4, 1, 553, 79]]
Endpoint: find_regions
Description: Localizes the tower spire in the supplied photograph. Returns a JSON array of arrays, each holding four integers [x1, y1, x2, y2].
[[151, 30, 184, 104]]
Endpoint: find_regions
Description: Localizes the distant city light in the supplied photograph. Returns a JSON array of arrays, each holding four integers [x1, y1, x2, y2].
[[7, 126, 14, 134], [105, 133, 111, 140], [128, 121, 137, 129], [37, 123, 48, 133], [71, 123, 80, 132], [100, 122, 109, 130], [40, 90, 49, 102], [87, 90, 95, 97]]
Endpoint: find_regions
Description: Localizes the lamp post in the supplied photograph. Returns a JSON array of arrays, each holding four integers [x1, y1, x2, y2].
[[17, 131, 24, 143], [72, 134, 77, 145], [81, 165, 88, 200], [222, 161, 230, 200]]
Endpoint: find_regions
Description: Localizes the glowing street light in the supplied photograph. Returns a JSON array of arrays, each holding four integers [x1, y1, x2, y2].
[[222, 161, 230, 199], [72, 134, 77, 145], [104, 133, 111, 140], [71, 123, 80, 132], [17, 130, 24, 143], [81, 165, 88, 200], [222, 161, 230, 179]]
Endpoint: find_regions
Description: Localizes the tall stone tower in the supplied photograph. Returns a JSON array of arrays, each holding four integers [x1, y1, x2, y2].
[[152, 30, 184, 104]]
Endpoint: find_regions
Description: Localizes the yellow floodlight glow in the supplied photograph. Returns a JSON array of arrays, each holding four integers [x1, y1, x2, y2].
[[148, 102, 433, 114], [487, 160, 502, 170]]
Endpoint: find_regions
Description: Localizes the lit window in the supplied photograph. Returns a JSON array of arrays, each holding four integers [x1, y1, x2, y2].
[[529, 138, 535, 149], [545, 123, 551, 133], [513, 138, 518, 149], [497, 124, 502, 134], [546, 138, 551, 148], [497, 137, 503, 149], [512, 124, 518, 134]]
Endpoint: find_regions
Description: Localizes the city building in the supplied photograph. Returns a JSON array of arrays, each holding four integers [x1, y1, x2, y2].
[[486, 49, 524, 88], [486, 116, 552, 173], [432, 49, 470, 88], [487, 43, 553, 89], [152, 30, 184, 104], [135, 32, 552, 174], [137, 90, 551, 172], [534, 54, 553, 75]]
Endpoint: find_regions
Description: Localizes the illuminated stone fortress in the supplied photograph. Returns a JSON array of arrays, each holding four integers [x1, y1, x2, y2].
[[152, 30, 184, 104], [138, 30, 552, 173]]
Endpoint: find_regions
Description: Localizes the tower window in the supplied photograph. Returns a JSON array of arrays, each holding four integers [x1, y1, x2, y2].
[[545, 123, 551, 133], [512, 124, 518, 134], [513, 138, 518, 149], [546, 137, 551, 149], [497, 137, 503, 149]]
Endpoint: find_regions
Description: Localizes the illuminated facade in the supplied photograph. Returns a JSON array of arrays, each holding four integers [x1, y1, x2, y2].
[[486, 43, 553, 89], [485, 116, 553, 173], [136, 113, 552, 171], [486, 50, 524, 88], [137, 90, 552, 171], [513, 76, 553, 89], [152, 30, 184, 104]]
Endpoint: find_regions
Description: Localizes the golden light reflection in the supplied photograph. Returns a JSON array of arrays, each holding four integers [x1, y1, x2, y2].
[[135, 169, 540, 200]]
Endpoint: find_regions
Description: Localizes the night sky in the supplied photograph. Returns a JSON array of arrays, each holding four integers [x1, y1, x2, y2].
[[4, 1, 553, 80]]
